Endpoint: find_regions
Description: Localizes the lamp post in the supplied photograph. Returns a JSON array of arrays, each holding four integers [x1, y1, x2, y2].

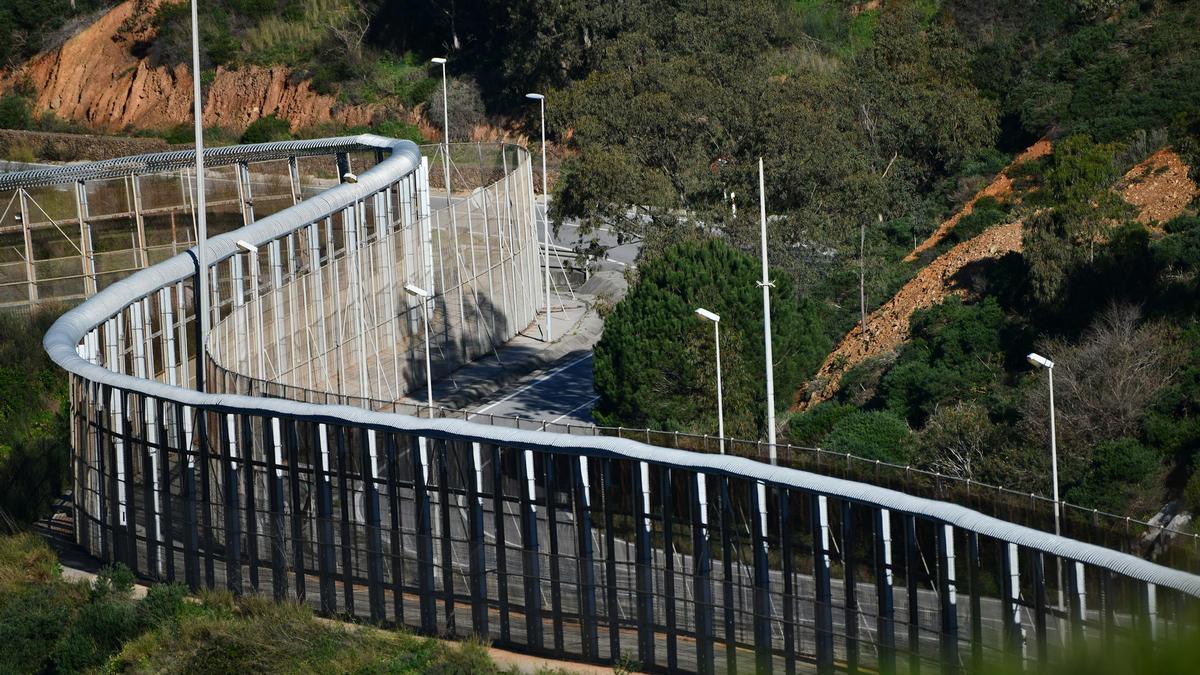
[[190, 0, 210, 391], [757, 158, 777, 464], [525, 92, 552, 343], [1028, 351, 1066, 641], [431, 57, 452, 194], [696, 308, 725, 453], [406, 283, 436, 418]]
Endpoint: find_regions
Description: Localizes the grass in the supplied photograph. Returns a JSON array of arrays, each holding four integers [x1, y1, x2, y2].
[[0, 535, 554, 674]]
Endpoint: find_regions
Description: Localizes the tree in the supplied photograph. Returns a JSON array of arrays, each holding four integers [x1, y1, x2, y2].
[[1022, 134, 1134, 304], [822, 410, 915, 464], [593, 238, 829, 438], [424, 78, 485, 142]]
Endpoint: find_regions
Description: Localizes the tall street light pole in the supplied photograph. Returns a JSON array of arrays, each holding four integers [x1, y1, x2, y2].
[[696, 308, 724, 453], [407, 284, 436, 418], [431, 57, 452, 194], [1028, 351, 1066, 640], [190, 0, 209, 391], [526, 92, 552, 343], [757, 158, 777, 464]]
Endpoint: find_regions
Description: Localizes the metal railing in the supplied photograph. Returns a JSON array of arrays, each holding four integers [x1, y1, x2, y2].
[[209, 353, 1200, 575], [36, 136, 1200, 674]]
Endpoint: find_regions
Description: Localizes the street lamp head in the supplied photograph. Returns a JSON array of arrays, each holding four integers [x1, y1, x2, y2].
[[525, 92, 544, 101], [342, 172, 358, 184], [430, 57, 447, 64], [404, 283, 431, 298], [1027, 352, 1054, 369], [695, 307, 720, 323], [236, 240, 257, 253]]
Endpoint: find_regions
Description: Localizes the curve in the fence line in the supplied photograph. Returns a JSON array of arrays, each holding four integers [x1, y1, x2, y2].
[[29, 136, 1200, 674]]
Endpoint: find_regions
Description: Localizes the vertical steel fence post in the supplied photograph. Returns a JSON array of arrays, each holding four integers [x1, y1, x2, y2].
[[661, 467, 678, 671], [363, 429, 386, 622], [719, 476, 737, 675], [413, 435, 437, 633], [468, 442, 489, 638], [875, 508, 897, 675], [811, 494, 834, 675], [384, 433, 405, 624], [1001, 542, 1024, 660], [283, 418, 306, 602], [781, 488, 797, 675], [842, 499, 859, 675], [692, 471, 715, 675], [315, 424, 337, 613], [546, 454, 564, 654], [602, 458, 620, 660], [1032, 550, 1048, 664], [492, 444, 512, 643], [519, 447, 544, 650], [633, 461, 655, 667], [937, 523, 959, 674], [573, 455, 598, 660], [1066, 561, 1086, 646], [267, 418, 288, 602], [905, 515, 920, 674], [222, 413, 243, 594], [436, 439, 456, 635], [239, 414, 260, 592], [968, 532, 983, 671]]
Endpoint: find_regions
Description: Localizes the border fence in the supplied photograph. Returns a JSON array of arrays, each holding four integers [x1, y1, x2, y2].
[[31, 136, 1200, 674]]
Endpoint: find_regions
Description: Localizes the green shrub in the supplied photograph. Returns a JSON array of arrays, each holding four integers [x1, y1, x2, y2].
[[1065, 438, 1160, 513], [239, 115, 293, 144], [1184, 470, 1200, 515], [0, 93, 32, 130], [880, 297, 1012, 426], [786, 401, 854, 447], [948, 196, 1010, 244], [822, 410, 915, 463], [0, 584, 77, 673]]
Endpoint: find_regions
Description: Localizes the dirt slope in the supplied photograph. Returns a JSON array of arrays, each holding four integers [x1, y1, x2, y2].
[[905, 139, 1051, 262], [798, 144, 1197, 412], [0, 0, 382, 133], [797, 220, 1024, 410], [1119, 148, 1197, 225]]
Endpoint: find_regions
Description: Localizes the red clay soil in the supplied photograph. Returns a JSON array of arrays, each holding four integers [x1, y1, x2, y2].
[[796, 220, 1024, 411], [1118, 148, 1197, 226], [796, 142, 1199, 412], [0, 0, 385, 133], [904, 139, 1051, 263]]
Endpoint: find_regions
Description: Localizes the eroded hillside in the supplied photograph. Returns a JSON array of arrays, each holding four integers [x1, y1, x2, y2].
[[0, 0, 381, 132]]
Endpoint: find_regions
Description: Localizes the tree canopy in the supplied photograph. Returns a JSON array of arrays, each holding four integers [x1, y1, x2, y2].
[[593, 238, 829, 438]]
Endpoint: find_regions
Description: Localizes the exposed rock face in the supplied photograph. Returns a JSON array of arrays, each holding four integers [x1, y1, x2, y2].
[[1, 0, 381, 133]]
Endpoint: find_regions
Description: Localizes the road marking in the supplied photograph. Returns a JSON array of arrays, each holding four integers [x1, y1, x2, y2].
[[548, 394, 599, 425], [467, 352, 593, 419]]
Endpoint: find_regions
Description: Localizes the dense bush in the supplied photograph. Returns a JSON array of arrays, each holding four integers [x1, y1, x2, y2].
[[880, 297, 1016, 426], [424, 78, 486, 142], [239, 114, 292, 144], [0, 534, 509, 673], [0, 93, 32, 130], [785, 401, 854, 447], [821, 410, 915, 463], [0, 309, 70, 526]]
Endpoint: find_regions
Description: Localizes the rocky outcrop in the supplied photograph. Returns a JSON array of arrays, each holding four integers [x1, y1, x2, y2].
[[1, 0, 382, 133]]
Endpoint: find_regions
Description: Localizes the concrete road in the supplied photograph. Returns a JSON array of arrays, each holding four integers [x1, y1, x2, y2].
[[468, 352, 599, 426]]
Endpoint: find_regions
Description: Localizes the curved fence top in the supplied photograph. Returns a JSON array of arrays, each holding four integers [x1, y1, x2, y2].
[[39, 135, 1200, 601], [0, 135, 393, 190]]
